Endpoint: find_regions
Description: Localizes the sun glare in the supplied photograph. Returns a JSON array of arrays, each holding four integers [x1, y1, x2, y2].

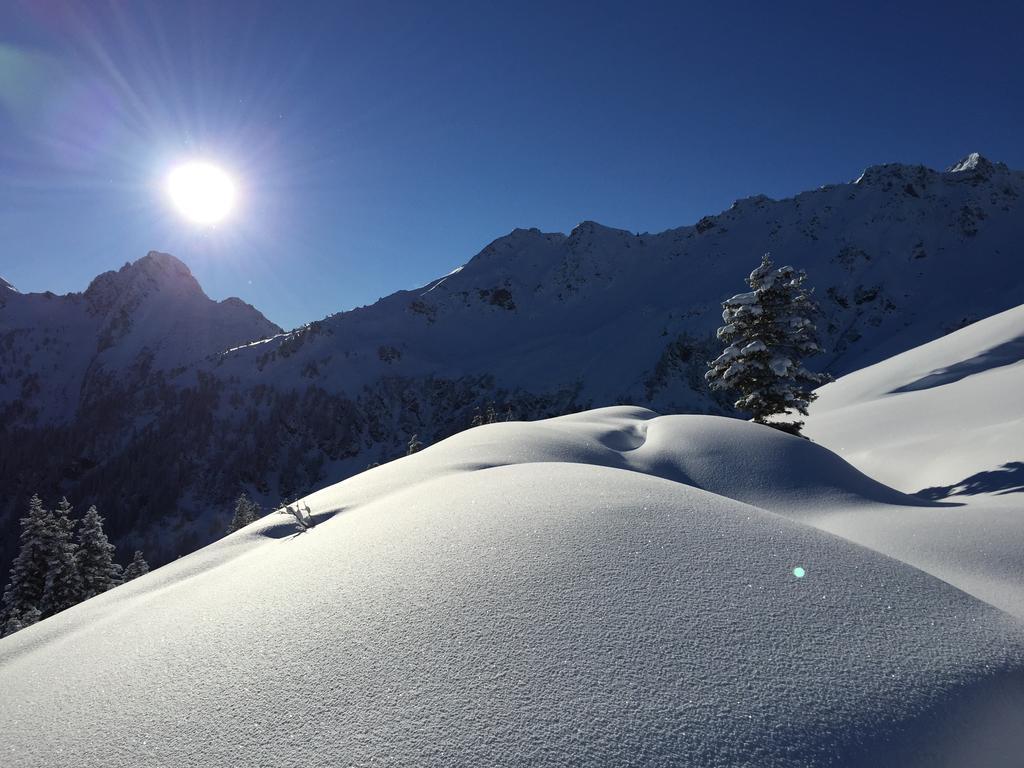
[[167, 161, 237, 225]]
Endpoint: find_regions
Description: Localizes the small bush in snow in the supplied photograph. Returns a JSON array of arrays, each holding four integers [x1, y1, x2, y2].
[[280, 503, 315, 531], [706, 254, 831, 433]]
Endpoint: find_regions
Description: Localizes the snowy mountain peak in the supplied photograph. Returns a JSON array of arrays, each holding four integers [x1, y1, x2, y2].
[[140, 250, 195, 277], [570, 220, 628, 237], [496, 226, 557, 251], [0, 276, 15, 293], [947, 152, 987, 173], [945, 152, 1006, 180], [127, 250, 201, 293], [567, 220, 635, 249], [84, 251, 203, 315], [465, 227, 561, 270]]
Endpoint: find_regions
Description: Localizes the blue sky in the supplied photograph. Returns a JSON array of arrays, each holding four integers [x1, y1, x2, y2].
[[1, 0, 1022, 330]]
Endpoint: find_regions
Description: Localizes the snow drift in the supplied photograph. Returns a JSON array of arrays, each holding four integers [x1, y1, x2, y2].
[[793, 303, 1024, 623], [803, 303, 1024, 495], [2, 408, 1023, 767]]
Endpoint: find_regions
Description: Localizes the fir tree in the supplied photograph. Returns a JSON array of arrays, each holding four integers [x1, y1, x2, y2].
[[39, 497, 81, 617], [1, 495, 53, 628], [706, 254, 831, 434], [76, 505, 123, 600], [2, 606, 41, 636], [226, 492, 259, 534], [122, 551, 149, 582], [470, 403, 501, 428]]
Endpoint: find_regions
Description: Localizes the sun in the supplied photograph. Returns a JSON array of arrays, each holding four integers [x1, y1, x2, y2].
[[167, 161, 237, 224]]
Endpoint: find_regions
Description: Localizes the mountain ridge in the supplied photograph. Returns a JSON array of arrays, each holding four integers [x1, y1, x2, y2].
[[208, 151, 1021, 398]]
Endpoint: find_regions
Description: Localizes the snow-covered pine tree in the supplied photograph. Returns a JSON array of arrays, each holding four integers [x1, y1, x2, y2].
[[2, 605, 41, 636], [470, 403, 502, 428], [76, 505, 123, 600], [706, 254, 831, 434], [122, 551, 150, 581], [226, 492, 258, 534], [1, 495, 53, 630], [39, 497, 81, 617], [406, 434, 423, 455]]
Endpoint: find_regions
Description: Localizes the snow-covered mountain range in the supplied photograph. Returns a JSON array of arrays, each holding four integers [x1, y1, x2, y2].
[[1, 152, 1022, 574]]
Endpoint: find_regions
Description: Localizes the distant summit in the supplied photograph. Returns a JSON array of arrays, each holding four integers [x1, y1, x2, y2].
[[855, 152, 1007, 187], [947, 152, 989, 173], [84, 251, 204, 317], [0, 276, 15, 293], [945, 152, 1007, 181]]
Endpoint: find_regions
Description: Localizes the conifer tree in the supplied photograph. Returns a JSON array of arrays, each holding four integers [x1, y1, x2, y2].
[[39, 497, 81, 617], [226, 492, 259, 534], [1, 495, 53, 629], [406, 434, 423, 455], [76, 505, 123, 600], [2, 606, 41, 636], [706, 254, 831, 434], [122, 551, 150, 582]]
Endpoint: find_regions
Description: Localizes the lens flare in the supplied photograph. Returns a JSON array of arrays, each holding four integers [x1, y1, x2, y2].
[[167, 161, 236, 224], [792, 566, 806, 579]]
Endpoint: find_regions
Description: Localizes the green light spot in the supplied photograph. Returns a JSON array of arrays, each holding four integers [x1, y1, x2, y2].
[[792, 566, 806, 579]]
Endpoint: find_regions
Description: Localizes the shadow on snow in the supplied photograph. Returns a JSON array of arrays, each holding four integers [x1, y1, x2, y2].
[[890, 335, 1024, 393], [915, 462, 1024, 500]]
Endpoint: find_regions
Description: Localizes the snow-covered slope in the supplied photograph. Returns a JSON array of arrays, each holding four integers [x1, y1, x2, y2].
[[0, 251, 281, 424], [2, 408, 1023, 767], [803, 302, 1024, 494], [796, 303, 1024, 620]]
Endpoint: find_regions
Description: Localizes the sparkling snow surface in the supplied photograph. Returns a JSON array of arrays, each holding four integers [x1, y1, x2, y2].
[[804, 304, 1024, 494], [2, 408, 1024, 766], [799, 303, 1024, 622]]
